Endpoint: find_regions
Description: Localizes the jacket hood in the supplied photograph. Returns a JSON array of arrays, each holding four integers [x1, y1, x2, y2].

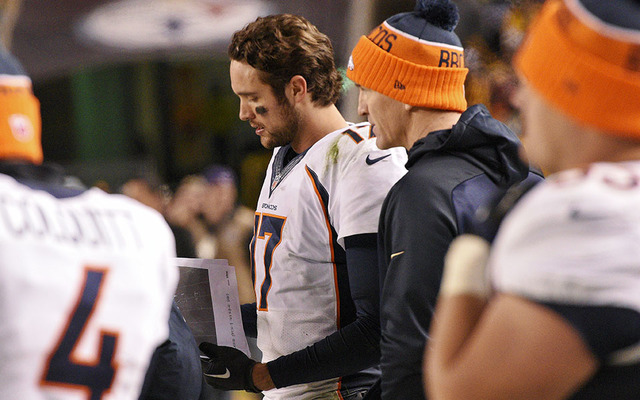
[[406, 104, 528, 186]]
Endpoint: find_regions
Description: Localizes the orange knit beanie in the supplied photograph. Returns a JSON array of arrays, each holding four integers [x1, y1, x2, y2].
[[514, 0, 640, 139], [0, 50, 42, 164], [347, 0, 468, 112]]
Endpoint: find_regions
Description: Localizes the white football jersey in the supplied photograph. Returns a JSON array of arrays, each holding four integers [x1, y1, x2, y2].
[[491, 161, 640, 312], [0, 174, 178, 399], [251, 122, 407, 399]]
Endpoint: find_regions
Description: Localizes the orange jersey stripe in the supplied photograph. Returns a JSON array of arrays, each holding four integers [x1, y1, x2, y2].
[[305, 165, 341, 328]]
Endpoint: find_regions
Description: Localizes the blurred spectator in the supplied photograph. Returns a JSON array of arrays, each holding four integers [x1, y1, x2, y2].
[[121, 177, 197, 258], [163, 174, 208, 242], [463, 0, 545, 133], [165, 165, 255, 304]]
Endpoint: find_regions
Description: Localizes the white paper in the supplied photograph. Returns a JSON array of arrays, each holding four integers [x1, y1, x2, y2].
[[174, 257, 250, 356]]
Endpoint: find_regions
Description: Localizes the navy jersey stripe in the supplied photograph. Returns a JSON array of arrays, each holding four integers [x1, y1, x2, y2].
[[305, 166, 353, 328]]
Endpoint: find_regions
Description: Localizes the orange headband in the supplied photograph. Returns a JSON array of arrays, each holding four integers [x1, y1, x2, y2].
[[514, 0, 640, 138], [0, 74, 42, 164], [347, 21, 468, 112]]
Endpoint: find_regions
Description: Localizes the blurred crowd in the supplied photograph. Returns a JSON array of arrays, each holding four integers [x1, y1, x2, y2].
[[120, 165, 256, 306], [463, 0, 544, 133]]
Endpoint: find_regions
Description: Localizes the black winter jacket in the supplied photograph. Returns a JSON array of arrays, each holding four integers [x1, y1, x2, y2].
[[377, 104, 543, 399]]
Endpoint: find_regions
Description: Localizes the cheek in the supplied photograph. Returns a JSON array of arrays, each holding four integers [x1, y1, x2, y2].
[[528, 104, 554, 145], [519, 100, 538, 138], [521, 121, 554, 170], [378, 105, 397, 131]]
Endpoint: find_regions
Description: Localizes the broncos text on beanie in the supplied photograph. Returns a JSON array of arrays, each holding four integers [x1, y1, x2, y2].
[[347, 0, 468, 112]]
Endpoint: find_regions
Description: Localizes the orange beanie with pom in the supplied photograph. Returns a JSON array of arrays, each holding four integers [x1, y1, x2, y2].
[[347, 0, 468, 112]]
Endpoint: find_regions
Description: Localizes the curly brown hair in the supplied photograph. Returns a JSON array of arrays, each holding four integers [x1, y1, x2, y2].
[[228, 14, 343, 106]]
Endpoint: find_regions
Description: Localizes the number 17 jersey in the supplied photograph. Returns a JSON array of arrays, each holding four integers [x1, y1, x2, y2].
[[251, 123, 407, 399]]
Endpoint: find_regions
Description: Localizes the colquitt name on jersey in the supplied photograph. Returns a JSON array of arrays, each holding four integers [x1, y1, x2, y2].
[[0, 194, 144, 249]]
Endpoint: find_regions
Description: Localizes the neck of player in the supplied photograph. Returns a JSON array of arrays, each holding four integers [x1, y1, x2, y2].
[[290, 104, 348, 153]]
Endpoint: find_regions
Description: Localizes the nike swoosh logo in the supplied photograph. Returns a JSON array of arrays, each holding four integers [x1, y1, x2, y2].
[[204, 368, 231, 379], [390, 251, 404, 259], [569, 209, 608, 222], [366, 154, 391, 165]]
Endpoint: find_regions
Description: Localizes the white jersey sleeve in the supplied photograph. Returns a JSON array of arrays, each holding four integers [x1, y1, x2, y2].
[[327, 123, 408, 244], [490, 162, 640, 311], [0, 174, 178, 400]]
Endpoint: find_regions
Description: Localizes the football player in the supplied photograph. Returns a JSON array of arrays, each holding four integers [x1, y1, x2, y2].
[[426, 0, 640, 398], [0, 50, 178, 399], [198, 13, 407, 400]]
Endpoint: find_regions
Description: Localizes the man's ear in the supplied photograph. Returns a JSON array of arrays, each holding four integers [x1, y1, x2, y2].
[[288, 75, 308, 103]]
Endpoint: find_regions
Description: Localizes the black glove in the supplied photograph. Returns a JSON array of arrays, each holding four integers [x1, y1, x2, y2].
[[199, 342, 261, 393]]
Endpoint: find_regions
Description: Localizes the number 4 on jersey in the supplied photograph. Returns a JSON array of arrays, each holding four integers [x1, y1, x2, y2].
[[40, 267, 118, 400]]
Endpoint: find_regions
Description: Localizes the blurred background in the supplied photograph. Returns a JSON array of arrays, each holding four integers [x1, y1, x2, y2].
[[5, 0, 543, 209]]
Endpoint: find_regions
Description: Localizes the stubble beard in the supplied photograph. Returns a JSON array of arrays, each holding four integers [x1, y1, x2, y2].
[[261, 101, 300, 150]]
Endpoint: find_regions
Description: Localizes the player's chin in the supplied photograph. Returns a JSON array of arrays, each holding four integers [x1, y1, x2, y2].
[[262, 130, 293, 149], [260, 134, 278, 150], [374, 133, 392, 150]]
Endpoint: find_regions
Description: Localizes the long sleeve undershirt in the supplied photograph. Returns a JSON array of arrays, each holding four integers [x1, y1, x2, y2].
[[241, 233, 381, 387]]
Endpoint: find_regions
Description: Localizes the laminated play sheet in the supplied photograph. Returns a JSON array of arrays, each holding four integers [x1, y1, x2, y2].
[[174, 258, 250, 356]]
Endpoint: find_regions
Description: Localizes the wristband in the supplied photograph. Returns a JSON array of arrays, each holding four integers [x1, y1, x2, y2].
[[439, 234, 491, 298]]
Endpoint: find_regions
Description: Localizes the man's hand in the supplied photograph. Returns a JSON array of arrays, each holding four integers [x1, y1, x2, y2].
[[199, 343, 261, 393]]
